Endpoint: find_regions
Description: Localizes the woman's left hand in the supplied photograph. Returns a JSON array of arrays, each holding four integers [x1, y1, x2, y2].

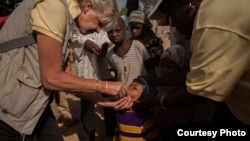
[[97, 96, 133, 110]]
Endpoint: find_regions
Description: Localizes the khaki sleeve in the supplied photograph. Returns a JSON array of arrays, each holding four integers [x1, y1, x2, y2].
[[187, 28, 250, 102]]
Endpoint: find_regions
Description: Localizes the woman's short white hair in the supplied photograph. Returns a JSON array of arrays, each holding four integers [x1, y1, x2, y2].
[[78, 0, 119, 31]]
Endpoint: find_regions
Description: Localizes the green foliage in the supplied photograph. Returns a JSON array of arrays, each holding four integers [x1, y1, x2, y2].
[[120, 7, 127, 16]]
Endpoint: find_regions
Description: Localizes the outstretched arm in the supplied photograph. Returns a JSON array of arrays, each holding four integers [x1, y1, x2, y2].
[[37, 32, 127, 97], [75, 93, 133, 110]]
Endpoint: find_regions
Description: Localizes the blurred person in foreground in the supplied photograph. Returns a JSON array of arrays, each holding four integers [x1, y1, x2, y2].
[[136, 0, 250, 132]]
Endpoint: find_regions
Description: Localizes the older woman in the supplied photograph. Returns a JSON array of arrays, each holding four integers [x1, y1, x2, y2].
[[0, 0, 132, 140]]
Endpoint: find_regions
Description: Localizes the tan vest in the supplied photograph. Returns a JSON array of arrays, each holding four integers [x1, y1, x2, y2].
[[0, 0, 75, 134]]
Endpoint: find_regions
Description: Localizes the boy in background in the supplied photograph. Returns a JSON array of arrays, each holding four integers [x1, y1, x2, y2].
[[128, 10, 163, 77], [107, 16, 150, 86]]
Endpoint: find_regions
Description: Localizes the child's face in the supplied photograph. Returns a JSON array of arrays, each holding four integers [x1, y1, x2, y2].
[[129, 22, 144, 39], [127, 81, 143, 102], [107, 19, 126, 45], [160, 57, 180, 76]]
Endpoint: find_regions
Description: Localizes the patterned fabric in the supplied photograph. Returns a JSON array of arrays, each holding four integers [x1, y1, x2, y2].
[[128, 10, 145, 24], [129, 10, 153, 28]]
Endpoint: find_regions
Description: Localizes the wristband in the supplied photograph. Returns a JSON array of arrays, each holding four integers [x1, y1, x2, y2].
[[105, 81, 109, 94], [160, 95, 168, 110], [96, 79, 99, 92]]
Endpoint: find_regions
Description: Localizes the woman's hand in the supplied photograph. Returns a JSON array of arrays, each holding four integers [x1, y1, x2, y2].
[[97, 96, 133, 110], [77, 93, 132, 110], [84, 40, 109, 57], [103, 81, 128, 99], [84, 39, 101, 55]]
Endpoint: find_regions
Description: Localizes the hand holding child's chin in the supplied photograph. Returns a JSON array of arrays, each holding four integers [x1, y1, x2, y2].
[[98, 95, 133, 110]]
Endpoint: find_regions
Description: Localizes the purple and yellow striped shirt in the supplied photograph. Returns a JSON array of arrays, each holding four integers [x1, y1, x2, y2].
[[116, 110, 160, 141]]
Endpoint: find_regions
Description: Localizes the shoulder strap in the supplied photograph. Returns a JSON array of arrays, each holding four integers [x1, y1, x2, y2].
[[0, 34, 36, 53]]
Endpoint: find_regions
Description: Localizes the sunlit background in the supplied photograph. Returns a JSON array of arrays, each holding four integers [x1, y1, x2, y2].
[[115, 0, 160, 16]]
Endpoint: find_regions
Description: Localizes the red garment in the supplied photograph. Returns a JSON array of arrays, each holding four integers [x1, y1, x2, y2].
[[0, 15, 9, 29]]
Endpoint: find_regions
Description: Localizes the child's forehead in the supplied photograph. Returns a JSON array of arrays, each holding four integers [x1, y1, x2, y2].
[[132, 80, 143, 86], [129, 22, 143, 27], [128, 81, 143, 92], [129, 81, 142, 87]]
